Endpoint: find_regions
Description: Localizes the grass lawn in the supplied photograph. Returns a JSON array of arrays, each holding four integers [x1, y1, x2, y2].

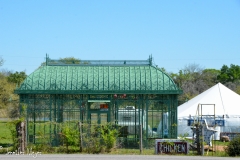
[[0, 120, 230, 157], [0, 121, 13, 147]]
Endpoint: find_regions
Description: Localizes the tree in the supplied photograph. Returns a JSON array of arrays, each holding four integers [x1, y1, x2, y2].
[[0, 70, 26, 117], [7, 71, 27, 86], [174, 64, 203, 97], [217, 64, 240, 83], [202, 69, 220, 86], [60, 57, 81, 64], [216, 64, 240, 95], [38, 57, 82, 69], [171, 63, 216, 104], [0, 57, 4, 66], [236, 85, 240, 95], [0, 76, 18, 109]]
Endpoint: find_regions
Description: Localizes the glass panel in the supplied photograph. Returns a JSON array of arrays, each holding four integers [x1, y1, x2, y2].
[[100, 113, 107, 124], [147, 101, 164, 138], [91, 113, 98, 123], [90, 102, 109, 110], [90, 102, 101, 109]]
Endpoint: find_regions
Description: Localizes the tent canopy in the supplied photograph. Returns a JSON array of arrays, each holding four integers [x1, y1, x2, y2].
[[178, 83, 240, 118]]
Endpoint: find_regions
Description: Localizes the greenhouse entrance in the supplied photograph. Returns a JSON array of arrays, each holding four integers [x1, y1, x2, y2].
[[89, 112, 108, 124], [15, 55, 182, 149], [88, 100, 111, 124]]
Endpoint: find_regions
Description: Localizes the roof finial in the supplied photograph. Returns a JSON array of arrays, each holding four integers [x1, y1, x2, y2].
[[149, 54, 152, 66], [46, 53, 49, 66]]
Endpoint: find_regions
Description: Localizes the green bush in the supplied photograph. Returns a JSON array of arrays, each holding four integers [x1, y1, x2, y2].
[[225, 135, 240, 157], [83, 134, 102, 153], [56, 146, 68, 153], [7, 120, 22, 151], [29, 143, 54, 153], [100, 124, 118, 152], [81, 123, 119, 153], [5, 120, 119, 154], [57, 122, 118, 153], [60, 123, 79, 152], [0, 148, 9, 154]]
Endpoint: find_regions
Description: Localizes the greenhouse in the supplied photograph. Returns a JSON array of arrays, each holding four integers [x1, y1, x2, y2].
[[15, 55, 182, 148]]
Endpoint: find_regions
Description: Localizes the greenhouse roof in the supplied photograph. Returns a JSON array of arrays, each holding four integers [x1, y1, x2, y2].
[[15, 56, 182, 94]]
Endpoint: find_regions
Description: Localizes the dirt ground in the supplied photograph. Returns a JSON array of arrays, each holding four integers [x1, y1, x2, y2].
[[215, 145, 226, 152], [205, 145, 226, 152]]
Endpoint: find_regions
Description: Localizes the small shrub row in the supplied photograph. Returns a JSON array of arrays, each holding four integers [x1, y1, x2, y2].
[[6, 121, 119, 154]]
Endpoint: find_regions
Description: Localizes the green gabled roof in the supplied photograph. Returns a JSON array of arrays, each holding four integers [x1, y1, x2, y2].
[[15, 65, 182, 94]]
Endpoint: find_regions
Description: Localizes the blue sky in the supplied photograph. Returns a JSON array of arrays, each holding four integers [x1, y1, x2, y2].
[[0, 0, 240, 75]]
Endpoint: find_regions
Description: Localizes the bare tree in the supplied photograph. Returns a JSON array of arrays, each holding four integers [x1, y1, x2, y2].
[[0, 57, 4, 66], [174, 63, 213, 103]]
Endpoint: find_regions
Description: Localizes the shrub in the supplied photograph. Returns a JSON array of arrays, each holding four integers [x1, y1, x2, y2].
[[0, 147, 8, 154], [7, 120, 22, 151], [81, 123, 103, 153], [30, 143, 54, 153], [100, 124, 118, 152], [225, 135, 240, 156], [81, 123, 119, 153], [59, 123, 79, 152]]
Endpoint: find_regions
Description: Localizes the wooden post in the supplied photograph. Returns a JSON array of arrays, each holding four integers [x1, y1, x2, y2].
[[196, 124, 201, 155], [17, 121, 26, 152], [25, 120, 27, 150], [78, 122, 83, 152], [201, 125, 204, 156], [139, 124, 143, 154]]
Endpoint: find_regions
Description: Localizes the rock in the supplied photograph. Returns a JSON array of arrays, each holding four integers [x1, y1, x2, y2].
[[221, 136, 230, 142]]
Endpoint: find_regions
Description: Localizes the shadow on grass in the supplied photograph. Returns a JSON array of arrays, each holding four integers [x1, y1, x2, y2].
[[0, 143, 12, 148]]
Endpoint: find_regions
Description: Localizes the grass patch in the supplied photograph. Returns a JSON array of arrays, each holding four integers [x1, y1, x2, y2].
[[107, 148, 155, 155], [207, 150, 228, 157], [212, 140, 229, 146], [0, 120, 231, 157], [0, 121, 13, 146]]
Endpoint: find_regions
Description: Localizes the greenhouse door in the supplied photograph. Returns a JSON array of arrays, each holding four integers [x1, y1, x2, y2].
[[88, 100, 110, 124], [90, 112, 108, 124]]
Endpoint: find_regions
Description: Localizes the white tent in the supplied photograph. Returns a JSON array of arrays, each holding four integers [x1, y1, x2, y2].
[[178, 82, 240, 118], [177, 83, 240, 138]]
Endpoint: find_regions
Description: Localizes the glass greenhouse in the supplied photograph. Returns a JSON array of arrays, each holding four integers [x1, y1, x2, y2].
[[15, 55, 182, 148]]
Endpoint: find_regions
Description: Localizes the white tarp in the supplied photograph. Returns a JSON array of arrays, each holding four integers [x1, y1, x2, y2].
[[178, 82, 240, 118], [177, 83, 240, 138]]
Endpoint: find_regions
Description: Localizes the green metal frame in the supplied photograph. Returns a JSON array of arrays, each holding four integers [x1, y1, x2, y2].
[[20, 93, 179, 148], [16, 56, 182, 148]]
